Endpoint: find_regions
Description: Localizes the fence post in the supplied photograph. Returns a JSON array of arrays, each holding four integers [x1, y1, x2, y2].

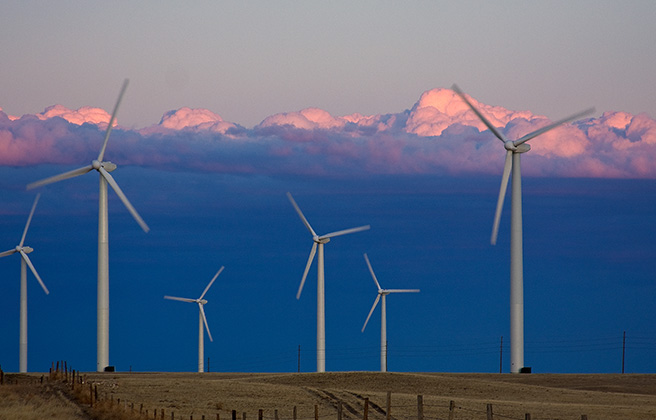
[[448, 400, 455, 420], [525, 414, 531, 420], [338, 402, 343, 420], [275, 409, 279, 420], [243, 412, 247, 420], [293, 407, 297, 420], [417, 395, 423, 420], [232, 410, 237, 420], [89, 383, 94, 407], [486, 404, 493, 420], [386, 392, 391, 420], [581, 416, 588, 420], [315, 405, 319, 420], [363, 398, 369, 420], [259, 409, 263, 420]]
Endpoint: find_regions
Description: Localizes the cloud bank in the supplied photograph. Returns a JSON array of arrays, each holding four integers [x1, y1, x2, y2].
[[1, 88, 655, 178]]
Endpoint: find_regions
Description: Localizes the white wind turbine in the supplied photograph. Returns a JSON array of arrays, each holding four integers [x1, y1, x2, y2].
[[0, 194, 49, 373], [287, 192, 370, 373], [164, 266, 223, 373], [361, 253, 419, 372], [27, 79, 149, 372], [452, 84, 593, 373]]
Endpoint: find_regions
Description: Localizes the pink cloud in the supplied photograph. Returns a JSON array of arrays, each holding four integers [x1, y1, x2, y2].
[[157, 107, 237, 133], [258, 107, 348, 130], [1, 88, 655, 179], [38, 105, 112, 126]]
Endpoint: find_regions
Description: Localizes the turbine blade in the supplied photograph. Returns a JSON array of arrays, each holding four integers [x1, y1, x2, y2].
[[362, 294, 381, 332], [514, 107, 596, 146], [297, 242, 317, 300], [363, 253, 382, 290], [164, 295, 196, 303], [286, 192, 317, 237], [97, 79, 129, 162], [19, 251, 49, 294], [0, 249, 18, 258], [19, 194, 40, 248], [491, 150, 513, 245], [452, 84, 508, 143], [199, 266, 224, 300], [320, 225, 370, 240], [99, 167, 150, 233], [386, 289, 421, 293], [199, 303, 213, 342], [26, 165, 93, 190]]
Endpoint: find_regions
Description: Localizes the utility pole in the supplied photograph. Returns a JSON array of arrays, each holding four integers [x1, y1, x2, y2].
[[499, 336, 503, 373], [621, 331, 626, 374]]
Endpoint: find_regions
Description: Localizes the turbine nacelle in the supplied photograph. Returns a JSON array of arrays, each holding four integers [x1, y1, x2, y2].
[[505, 141, 531, 153], [18, 246, 33, 254], [313, 236, 330, 244]]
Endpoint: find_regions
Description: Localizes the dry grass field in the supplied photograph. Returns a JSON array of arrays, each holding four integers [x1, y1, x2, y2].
[[2, 371, 656, 420]]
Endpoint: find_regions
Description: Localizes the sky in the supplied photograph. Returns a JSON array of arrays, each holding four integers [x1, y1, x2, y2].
[[0, 1, 655, 374]]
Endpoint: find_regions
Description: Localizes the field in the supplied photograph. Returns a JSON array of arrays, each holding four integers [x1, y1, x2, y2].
[[2, 371, 656, 420]]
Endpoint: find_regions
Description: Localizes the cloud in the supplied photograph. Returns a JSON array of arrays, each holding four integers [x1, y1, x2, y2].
[[1, 88, 655, 178], [154, 107, 238, 134], [37, 105, 112, 126]]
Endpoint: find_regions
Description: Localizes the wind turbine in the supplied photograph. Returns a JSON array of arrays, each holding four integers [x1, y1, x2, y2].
[[287, 192, 370, 373], [452, 84, 593, 373], [361, 253, 419, 372], [0, 194, 49, 373], [164, 266, 223, 373], [26, 79, 149, 372]]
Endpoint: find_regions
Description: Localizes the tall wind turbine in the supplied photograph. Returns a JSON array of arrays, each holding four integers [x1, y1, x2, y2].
[[0, 194, 49, 373], [287, 192, 370, 373], [361, 253, 419, 372], [27, 79, 149, 372], [164, 266, 223, 373], [452, 84, 593, 373]]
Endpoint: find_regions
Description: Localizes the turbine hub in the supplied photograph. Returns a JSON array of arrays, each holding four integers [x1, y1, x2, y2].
[[504, 141, 531, 154], [92, 160, 101, 170]]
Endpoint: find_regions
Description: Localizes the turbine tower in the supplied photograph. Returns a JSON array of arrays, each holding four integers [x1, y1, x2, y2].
[[361, 253, 419, 372], [0, 194, 49, 373], [27, 80, 149, 372], [452, 84, 593, 373], [164, 266, 223, 373], [287, 192, 370, 373]]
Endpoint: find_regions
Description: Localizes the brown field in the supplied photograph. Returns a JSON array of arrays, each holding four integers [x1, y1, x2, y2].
[[2, 371, 656, 420]]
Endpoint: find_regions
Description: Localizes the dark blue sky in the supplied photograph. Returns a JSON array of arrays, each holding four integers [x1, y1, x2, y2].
[[1, 166, 654, 373]]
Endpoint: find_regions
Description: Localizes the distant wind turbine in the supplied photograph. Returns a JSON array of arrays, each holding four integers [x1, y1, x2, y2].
[[287, 192, 370, 373], [452, 84, 593, 373], [0, 194, 49, 373], [164, 266, 223, 373], [361, 253, 419, 372], [27, 79, 149, 372]]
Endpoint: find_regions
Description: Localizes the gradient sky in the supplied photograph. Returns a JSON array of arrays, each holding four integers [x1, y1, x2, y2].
[[0, 2, 655, 374], [2, 1, 655, 128]]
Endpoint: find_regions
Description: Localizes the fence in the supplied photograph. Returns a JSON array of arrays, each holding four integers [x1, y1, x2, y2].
[[1, 363, 595, 420]]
